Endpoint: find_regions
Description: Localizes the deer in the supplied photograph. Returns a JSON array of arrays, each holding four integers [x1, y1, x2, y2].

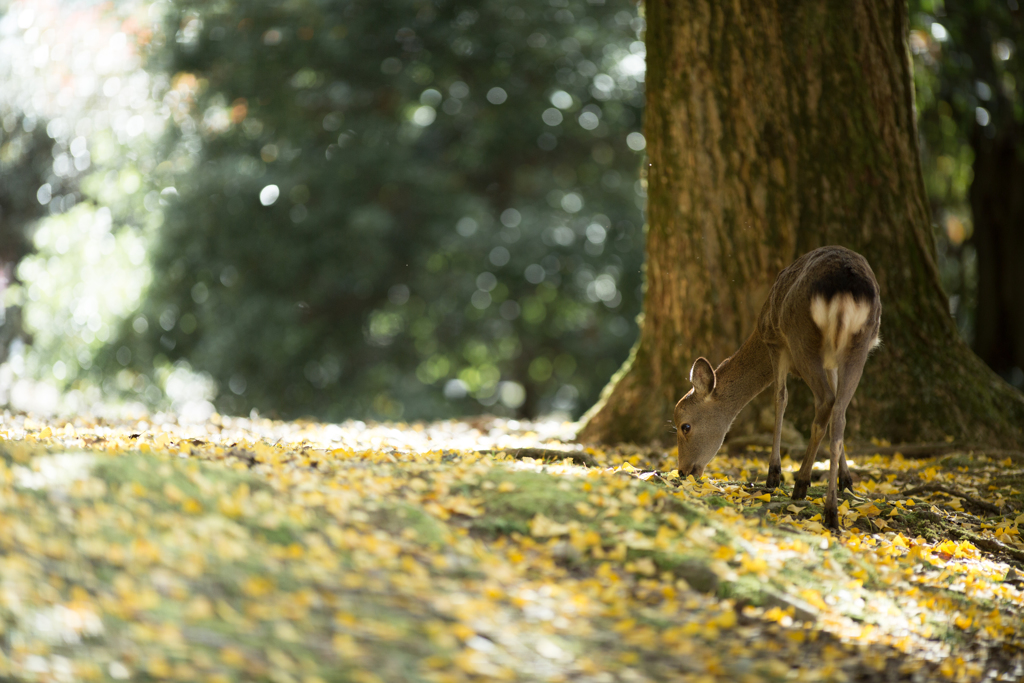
[[672, 245, 881, 531]]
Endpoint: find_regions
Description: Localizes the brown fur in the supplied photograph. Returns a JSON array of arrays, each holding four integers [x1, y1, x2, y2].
[[673, 246, 881, 531]]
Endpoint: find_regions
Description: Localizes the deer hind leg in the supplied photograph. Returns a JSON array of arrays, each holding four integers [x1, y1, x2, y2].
[[827, 368, 854, 493], [822, 358, 869, 531], [792, 367, 835, 501], [766, 356, 790, 491]]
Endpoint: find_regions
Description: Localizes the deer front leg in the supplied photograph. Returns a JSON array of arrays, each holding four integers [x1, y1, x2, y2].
[[766, 378, 788, 491]]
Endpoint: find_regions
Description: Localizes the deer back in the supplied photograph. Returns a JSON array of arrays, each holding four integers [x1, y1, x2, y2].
[[758, 246, 881, 370]]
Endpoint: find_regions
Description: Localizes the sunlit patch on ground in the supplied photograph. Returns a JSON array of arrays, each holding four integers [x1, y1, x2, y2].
[[0, 413, 1021, 681]]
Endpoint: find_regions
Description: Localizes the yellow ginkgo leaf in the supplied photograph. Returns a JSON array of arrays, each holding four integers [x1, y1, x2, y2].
[[855, 503, 881, 517], [530, 514, 571, 537], [714, 546, 735, 561]]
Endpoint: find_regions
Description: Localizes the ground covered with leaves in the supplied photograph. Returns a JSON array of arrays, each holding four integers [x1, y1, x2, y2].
[[1, 414, 1022, 683]]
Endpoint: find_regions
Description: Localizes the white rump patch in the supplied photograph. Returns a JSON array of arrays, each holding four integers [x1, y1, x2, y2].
[[810, 294, 873, 369]]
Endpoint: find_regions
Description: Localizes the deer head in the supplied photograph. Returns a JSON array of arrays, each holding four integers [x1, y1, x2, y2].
[[673, 357, 732, 479]]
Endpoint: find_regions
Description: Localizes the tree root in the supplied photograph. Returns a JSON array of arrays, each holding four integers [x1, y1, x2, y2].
[[891, 483, 1004, 515], [848, 442, 959, 457], [488, 447, 598, 468], [971, 537, 1024, 565], [849, 443, 1024, 460], [726, 437, 1024, 461]]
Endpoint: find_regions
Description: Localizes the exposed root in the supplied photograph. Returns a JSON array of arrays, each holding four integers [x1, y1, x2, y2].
[[894, 483, 1004, 515], [489, 447, 598, 468]]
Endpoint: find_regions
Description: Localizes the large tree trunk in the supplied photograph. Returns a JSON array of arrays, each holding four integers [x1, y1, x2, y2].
[[579, 0, 1024, 447], [972, 121, 1024, 386]]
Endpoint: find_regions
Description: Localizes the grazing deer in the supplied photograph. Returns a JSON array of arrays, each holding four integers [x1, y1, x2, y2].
[[673, 246, 881, 531]]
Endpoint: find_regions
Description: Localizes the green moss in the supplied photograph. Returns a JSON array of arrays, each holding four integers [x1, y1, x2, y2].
[[652, 553, 719, 594], [937, 453, 982, 470], [374, 502, 449, 547], [888, 510, 945, 542], [257, 525, 303, 546], [93, 451, 269, 502], [475, 470, 588, 520], [717, 575, 764, 603], [703, 495, 734, 510]]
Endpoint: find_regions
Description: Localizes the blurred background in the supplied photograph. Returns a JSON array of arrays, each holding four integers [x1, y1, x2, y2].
[[0, 0, 1020, 424]]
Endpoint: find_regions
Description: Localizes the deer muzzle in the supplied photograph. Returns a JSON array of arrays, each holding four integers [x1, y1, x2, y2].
[[679, 461, 706, 479]]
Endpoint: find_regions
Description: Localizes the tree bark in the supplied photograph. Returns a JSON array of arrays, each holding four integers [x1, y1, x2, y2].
[[578, 0, 1024, 447]]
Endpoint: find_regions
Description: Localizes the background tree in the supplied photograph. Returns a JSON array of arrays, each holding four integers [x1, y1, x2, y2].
[[113, 0, 648, 421], [910, 0, 1024, 390], [579, 0, 1024, 448], [0, 108, 76, 363], [0, 113, 41, 357], [0, 1, 164, 416]]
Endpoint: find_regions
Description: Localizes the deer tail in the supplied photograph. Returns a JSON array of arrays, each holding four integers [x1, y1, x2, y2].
[[810, 293, 875, 369]]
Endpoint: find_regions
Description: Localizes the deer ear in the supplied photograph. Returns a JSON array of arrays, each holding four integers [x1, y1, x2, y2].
[[690, 357, 716, 397]]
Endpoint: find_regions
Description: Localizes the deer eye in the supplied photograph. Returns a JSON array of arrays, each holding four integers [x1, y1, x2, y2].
[[680, 424, 691, 434]]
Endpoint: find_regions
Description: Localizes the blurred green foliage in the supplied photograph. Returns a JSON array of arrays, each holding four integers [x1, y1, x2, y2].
[[910, 0, 1023, 378], [113, 0, 648, 420], [0, 1, 165, 414], [6, 0, 1019, 418]]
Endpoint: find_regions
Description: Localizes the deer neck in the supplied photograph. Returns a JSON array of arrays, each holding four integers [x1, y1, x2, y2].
[[713, 330, 775, 418]]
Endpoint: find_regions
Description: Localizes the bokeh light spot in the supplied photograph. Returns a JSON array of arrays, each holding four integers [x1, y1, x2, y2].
[[542, 108, 563, 126], [549, 90, 573, 109], [412, 105, 437, 126], [486, 87, 508, 104], [259, 185, 280, 206]]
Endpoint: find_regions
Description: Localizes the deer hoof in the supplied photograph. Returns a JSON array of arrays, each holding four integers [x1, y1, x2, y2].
[[823, 504, 840, 531], [791, 478, 810, 500], [839, 470, 854, 494], [765, 464, 782, 490]]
